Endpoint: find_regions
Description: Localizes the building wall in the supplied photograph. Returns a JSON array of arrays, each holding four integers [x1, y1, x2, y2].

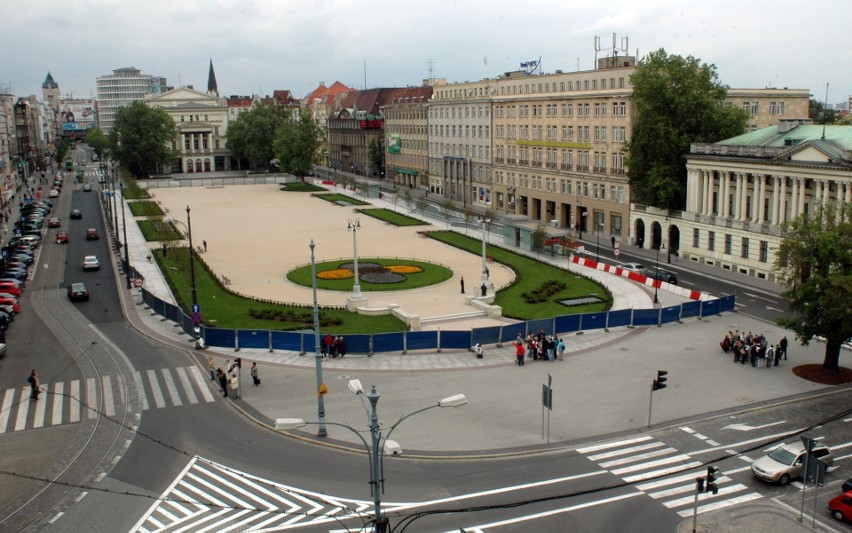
[[726, 88, 811, 131], [384, 97, 431, 189], [97, 67, 168, 134]]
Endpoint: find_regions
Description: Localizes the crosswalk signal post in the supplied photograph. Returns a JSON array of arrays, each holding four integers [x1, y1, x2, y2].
[[706, 466, 719, 495], [647, 370, 668, 427]]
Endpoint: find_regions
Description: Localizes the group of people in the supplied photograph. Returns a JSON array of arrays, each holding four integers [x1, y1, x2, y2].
[[512, 330, 566, 366], [321, 334, 346, 359], [209, 357, 261, 399], [720, 330, 788, 368]]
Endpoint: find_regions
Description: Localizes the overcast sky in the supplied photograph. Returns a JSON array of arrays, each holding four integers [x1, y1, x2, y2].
[[3, 0, 849, 105]]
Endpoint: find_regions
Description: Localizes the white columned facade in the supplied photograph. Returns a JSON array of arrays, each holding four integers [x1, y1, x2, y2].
[[778, 175, 787, 224], [722, 171, 731, 218]]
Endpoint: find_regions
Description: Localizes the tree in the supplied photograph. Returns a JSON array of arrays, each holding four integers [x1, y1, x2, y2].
[[625, 49, 749, 210], [403, 189, 414, 212], [532, 223, 547, 250], [226, 104, 290, 169], [109, 101, 177, 178], [440, 198, 455, 228], [415, 195, 428, 219], [86, 128, 109, 160], [273, 108, 324, 182], [773, 202, 852, 374], [462, 206, 475, 235], [368, 137, 385, 179]]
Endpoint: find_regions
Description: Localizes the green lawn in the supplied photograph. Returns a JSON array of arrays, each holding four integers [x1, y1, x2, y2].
[[287, 258, 452, 292], [280, 182, 325, 192], [128, 200, 165, 217], [138, 220, 182, 241], [120, 176, 151, 199], [427, 231, 611, 318], [314, 193, 370, 206], [359, 208, 427, 226], [156, 248, 405, 334]]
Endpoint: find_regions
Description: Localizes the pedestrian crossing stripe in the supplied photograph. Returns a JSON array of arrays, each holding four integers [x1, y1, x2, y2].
[[578, 435, 763, 517], [0, 366, 216, 434]]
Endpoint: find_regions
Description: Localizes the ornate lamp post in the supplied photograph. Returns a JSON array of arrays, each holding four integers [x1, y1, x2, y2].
[[120, 181, 131, 289], [347, 218, 362, 300], [185, 206, 198, 308], [479, 215, 490, 286], [309, 239, 327, 438]]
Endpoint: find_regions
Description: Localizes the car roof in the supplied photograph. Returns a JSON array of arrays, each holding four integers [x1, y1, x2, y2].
[[71, 282, 87, 290]]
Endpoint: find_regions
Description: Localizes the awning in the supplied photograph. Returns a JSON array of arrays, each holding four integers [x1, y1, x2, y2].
[[393, 168, 418, 176]]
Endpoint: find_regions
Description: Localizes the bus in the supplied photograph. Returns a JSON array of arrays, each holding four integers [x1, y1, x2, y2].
[[64, 158, 73, 171]]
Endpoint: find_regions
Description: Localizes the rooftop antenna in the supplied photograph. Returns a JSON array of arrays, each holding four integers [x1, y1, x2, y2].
[[595, 33, 629, 69], [427, 59, 436, 80], [822, 82, 829, 140]]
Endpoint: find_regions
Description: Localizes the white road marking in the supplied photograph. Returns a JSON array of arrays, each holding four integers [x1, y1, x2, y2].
[[576, 435, 653, 453], [134, 372, 149, 410], [189, 366, 216, 403], [623, 461, 704, 483], [722, 421, 786, 431], [15, 389, 30, 431], [600, 447, 679, 468], [86, 377, 97, 419], [69, 380, 80, 423], [52, 382, 63, 425], [33, 384, 48, 428], [161, 368, 182, 407], [0, 388, 15, 432], [676, 492, 762, 517], [147, 369, 165, 409], [612, 453, 694, 475], [102, 375, 115, 417], [588, 441, 665, 461]]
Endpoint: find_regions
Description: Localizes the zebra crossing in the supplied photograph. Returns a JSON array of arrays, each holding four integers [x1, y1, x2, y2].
[[134, 456, 385, 532], [576, 435, 763, 518], [0, 366, 217, 434]]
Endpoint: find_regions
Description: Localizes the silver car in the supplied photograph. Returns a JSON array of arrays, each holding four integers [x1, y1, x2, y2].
[[751, 441, 833, 485]]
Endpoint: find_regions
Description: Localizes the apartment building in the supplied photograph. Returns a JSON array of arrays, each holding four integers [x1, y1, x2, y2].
[[382, 85, 434, 189], [726, 88, 811, 131], [427, 78, 494, 207], [96, 67, 169, 134], [632, 121, 852, 281]]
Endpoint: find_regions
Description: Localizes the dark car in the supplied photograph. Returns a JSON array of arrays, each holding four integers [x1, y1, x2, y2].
[[68, 282, 89, 301], [843, 478, 852, 493], [644, 268, 678, 285], [48, 217, 61, 228], [86, 228, 99, 240], [70, 209, 82, 219], [0, 269, 28, 282]]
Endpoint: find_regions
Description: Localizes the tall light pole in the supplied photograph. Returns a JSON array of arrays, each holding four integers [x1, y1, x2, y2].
[[665, 216, 672, 264], [185, 206, 198, 308], [347, 218, 362, 300], [120, 181, 131, 289], [580, 211, 587, 240], [479, 215, 490, 285], [276, 380, 467, 533], [111, 163, 119, 242], [595, 220, 603, 263], [654, 227, 661, 305], [309, 240, 327, 438]]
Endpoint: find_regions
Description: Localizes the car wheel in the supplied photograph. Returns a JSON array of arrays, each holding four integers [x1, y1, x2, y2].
[[833, 510, 845, 521], [779, 474, 790, 485]]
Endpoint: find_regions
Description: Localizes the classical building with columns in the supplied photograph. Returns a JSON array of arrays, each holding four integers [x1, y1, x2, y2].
[[630, 120, 852, 282]]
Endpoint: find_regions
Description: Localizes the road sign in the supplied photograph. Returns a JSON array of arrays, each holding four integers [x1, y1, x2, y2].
[[614, 248, 620, 257], [192, 304, 201, 314], [318, 383, 328, 396], [191, 312, 202, 325], [133, 278, 143, 287]]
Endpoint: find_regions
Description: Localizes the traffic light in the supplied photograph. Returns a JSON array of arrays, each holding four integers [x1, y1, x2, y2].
[[652, 370, 668, 391], [706, 466, 719, 495], [695, 477, 705, 493], [234, 357, 242, 369]]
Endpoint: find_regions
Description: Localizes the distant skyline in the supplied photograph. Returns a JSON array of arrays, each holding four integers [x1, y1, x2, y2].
[[3, 0, 850, 106]]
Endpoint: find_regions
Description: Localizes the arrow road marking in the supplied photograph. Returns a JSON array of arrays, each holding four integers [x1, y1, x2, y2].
[[721, 421, 786, 431]]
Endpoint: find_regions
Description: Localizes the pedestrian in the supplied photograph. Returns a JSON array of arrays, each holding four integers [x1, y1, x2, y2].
[[779, 336, 788, 360], [225, 359, 233, 374], [217, 368, 228, 397], [250, 362, 260, 386], [480, 283, 487, 297], [203, 239, 207, 252], [27, 369, 40, 400], [475, 343, 484, 359], [229, 373, 239, 399], [557, 337, 566, 361], [611, 235, 616, 248], [765, 345, 774, 370], [514, 341, 525, 366], [337, 336, 346, 357], [460, 276, 465, 294], [208, 355, 215, 380], [485, 266, 489, 279]]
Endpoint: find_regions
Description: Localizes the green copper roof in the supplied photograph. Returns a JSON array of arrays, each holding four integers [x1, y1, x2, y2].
[[720, 124, 852, 150]]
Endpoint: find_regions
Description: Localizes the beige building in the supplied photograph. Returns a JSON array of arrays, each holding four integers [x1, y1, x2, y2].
[[726, 88, 811, 131], [144, 87, 231, 173], [427, 78, 494, 208], [382, 85, 434, 189], [631, 121, 852, 281]]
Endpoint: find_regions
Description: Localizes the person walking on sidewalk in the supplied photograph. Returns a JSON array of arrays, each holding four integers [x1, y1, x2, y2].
[[229, 373, 239, 399], [27, 369, 40, 400], [779, 336, 788, 360], [217, 368, 228, 398], [208, 355, 215, 380], [460, 276, 465, 294], [250, 362, 261, 386], [514, 341, 525, 366]]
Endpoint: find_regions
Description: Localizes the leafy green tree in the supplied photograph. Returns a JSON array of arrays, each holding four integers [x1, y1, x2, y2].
[[368, 137, 385, 178], [440, 198, 455, 228], [403, 189, 414, 212], [226, 104, 290, 169], [55, 138, 71, 165], [273, 108, 324, 182], [86, 128, 109, 160], [462, 206, 475, 235], [533, 223, 547, 249], [626, 49, 749, 209], [109, 101, 177, 178], [773, 202, 852, 374], [415, 195, 428, 219]]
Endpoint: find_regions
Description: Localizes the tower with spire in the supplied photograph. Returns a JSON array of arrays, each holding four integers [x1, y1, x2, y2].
[[42, 72, 60, 110], [207, 58, 218, 97]]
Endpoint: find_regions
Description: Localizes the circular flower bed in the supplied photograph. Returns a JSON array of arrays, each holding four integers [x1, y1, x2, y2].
[[287, 258, 453, 292], [359, 266, 405, 284], [317, 268, 354, 280], [387, 265, 423, 274]]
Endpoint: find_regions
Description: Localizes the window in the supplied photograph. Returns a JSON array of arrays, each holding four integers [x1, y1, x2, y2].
[[759, 240, 768, 262], [724, 234, 732, 255], [693, 228, 700, 248], [741, 237, 750, 259], [708, 231, 715, 251]]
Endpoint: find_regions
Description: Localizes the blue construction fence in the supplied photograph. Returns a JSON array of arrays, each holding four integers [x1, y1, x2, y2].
[[141, 289, 735, 355]]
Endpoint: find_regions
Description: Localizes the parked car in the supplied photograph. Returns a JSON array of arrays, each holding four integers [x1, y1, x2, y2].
[[0, 304, 15, 318], [0, 269, 28, 282], [86, 228, 99, 240], [67, 282, 89, 301], [843, 478, 852, 493], [751, 441, 834, 485], [83, 183, 92, 192], [0, 283, 21, 296], [56, 230, 69, 244], [82, 255, 100, 271], [644, 268, 678, 285], [0, 343, 6, 359], [0, 297, 21, 313], [48, 189, 59, 198], [48, 217, 61, 228], [16, 236, 40, 247], [829, 491, 852, 522], [70, 209, 82, 219], [620, 262, 646, 272]]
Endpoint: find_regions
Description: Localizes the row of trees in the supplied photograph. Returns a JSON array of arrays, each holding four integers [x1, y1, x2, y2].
[[85, 101, 324, 180]]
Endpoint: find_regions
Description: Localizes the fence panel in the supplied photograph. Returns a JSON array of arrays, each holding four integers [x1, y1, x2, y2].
[[373, 332, 405, 353], [472, 326, 502, 346], [660, 306, 681, 324], [406, 331, 438, 351], [440, 330, 473, 350], [163, 302, 181, 322], [580, 312, 607, 331], [553, 314, 581, 335], [606, 309, 632, 329], [680, 301, 701, 319], [500, 323, 528, 343], [344, 335, 372, 355], [206, 328, 236, 348], [719, 294, 736, 312], [527, 318, 554, 336], [237, 330, 269, 350], [701, 299, 721, 317], [632, 309, 660, 327], [271, 331, 302, 351]]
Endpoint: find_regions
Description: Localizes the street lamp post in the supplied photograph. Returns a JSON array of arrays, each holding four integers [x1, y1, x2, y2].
[[665, 216, 672, 264], [111, 165, 119, 242], [276, 380, 466, 533], [654, 230, 661, 305], [308, 240, 327, 438], [595, 220, 603, 263], [347, 218, 362, 300], [185, 206, 198, 308], [119, 181, 131, 289], [479, 215, 490, 286], [580, 211, 587, 241]]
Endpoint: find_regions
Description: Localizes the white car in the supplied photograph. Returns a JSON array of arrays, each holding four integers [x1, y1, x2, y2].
[[82, 255, 100, 271], [751, 441, 834, 485], [48, 189, 59, 198], [620, 262, 646, 272]]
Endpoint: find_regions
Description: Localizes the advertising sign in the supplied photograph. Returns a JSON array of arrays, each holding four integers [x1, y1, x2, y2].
[[59, 99, 95, 132], [387, 133, 401, 154]]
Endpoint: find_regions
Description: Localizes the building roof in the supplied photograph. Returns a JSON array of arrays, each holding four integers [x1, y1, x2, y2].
[[305, 81, 352, 107], [719, 124, 852, 151], [272, 90, 299, 106], [207, 59, 218, 96], [42, 72, 58, 89]]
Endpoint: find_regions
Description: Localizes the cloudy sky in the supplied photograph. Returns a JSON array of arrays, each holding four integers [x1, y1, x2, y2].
[[3, 0, 849, 105]]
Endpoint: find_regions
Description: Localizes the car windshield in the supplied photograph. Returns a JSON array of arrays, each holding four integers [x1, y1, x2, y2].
[[768, 447, 798, 465]]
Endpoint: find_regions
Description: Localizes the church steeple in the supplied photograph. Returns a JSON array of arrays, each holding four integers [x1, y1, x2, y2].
[[42, 72, 58, 89], [207, 58, 218, 97]]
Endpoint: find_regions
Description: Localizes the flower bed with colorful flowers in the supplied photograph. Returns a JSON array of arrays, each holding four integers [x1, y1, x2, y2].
[[287, 258, 452, 292]]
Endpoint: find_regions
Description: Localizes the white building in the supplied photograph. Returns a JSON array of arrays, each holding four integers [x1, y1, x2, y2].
[[96, 67, 169, 134]]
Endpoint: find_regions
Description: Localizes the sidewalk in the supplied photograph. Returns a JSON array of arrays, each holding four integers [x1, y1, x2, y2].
[[113, 181, 838, 456]]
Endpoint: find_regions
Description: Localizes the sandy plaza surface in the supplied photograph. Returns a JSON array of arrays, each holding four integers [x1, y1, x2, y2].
[[148, 184, 515, 323]]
